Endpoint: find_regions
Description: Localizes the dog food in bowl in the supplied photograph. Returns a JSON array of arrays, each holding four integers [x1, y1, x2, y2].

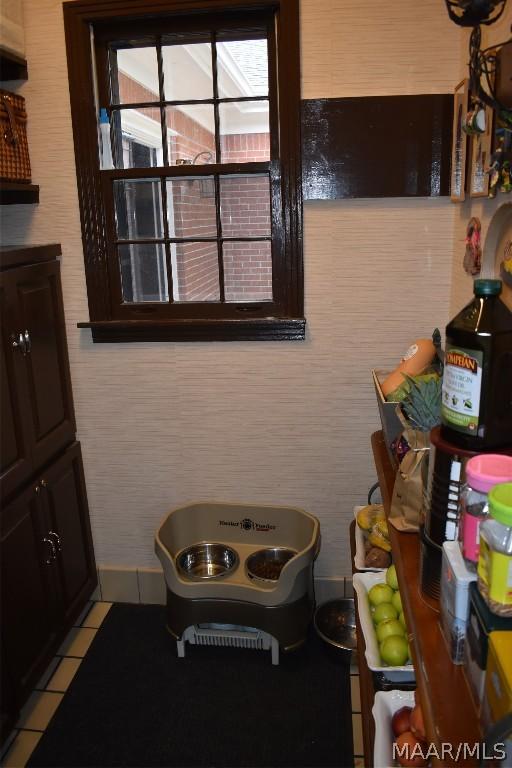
[[246, 547, 297, 582]]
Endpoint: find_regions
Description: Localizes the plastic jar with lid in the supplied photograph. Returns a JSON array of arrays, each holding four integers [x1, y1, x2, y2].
[[477, 483, 512, 617], [459, 455, 512, 569]]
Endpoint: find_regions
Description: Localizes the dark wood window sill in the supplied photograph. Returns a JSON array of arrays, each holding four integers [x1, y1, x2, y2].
[[78, 318, 306, 343]]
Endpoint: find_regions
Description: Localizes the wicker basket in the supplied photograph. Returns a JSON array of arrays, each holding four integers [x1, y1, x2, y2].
[[0, 89, 31, 182]]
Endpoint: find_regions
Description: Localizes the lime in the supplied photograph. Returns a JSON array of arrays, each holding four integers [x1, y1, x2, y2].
[[368, 583, 394, 607], [373, 602, 398, 624], [386, 564, 399, 591], [376, 619, 405, 643], [380, 635, 409, 666], [392, 591, 403, 613]]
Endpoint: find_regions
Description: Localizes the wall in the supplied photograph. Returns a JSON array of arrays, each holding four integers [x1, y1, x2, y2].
[[1, 0, 461, 581], [449, 10, 512, 315]]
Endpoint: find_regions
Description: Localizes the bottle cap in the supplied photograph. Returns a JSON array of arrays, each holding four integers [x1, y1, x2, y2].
[[474, 279, 502, 296], [99, 108, 109, 124], [466, 455, 512, 493], [489, 482, 512, 526]]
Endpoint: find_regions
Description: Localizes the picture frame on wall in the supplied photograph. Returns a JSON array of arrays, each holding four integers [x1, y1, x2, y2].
[[451, 79, 469, 202], [469, 103, 494, 198]]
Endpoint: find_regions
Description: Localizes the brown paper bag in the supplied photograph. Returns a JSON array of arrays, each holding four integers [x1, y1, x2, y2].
[[389, 421, 430, 532]]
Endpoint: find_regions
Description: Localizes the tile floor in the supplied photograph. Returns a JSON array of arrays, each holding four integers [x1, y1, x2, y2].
[[1, 602, 364, 767], [1, 601, 112, 768]]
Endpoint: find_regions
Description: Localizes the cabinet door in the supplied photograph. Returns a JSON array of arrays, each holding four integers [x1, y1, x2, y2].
[[14, 259, 76, 472], [1, 641, 19, 744], [0, 272, 32, 499], [41, 442, 96, 625], [0, 483, 59, 704]]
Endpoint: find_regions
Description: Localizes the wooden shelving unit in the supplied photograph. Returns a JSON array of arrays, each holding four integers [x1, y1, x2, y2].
[[0, 47, 28, 81], [1, 49, 39, 206], [370, 430, 482, 767], [0, 182, 39, 205], [350, 520, 376, 766]]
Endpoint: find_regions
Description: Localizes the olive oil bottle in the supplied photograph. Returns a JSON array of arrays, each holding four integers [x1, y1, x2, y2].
[[441, 280, 512, 450]]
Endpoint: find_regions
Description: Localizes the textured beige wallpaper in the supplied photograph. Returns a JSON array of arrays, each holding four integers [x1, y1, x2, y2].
[[301, 0, 461, 98], [1, 0, 461, 577]]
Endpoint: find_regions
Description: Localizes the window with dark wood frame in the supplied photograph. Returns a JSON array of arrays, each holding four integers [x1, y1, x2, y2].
[[63, 0, 304, 342]]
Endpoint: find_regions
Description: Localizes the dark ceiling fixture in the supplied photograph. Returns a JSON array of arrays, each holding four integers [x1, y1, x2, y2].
[[445, 0, 511, 125]]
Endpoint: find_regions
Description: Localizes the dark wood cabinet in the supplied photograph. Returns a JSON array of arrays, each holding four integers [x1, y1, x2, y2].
[[42, 443, 96, 626], [0, 246, 97, 743], [1, 480, 60, 704], [0, 257, 75, 501]]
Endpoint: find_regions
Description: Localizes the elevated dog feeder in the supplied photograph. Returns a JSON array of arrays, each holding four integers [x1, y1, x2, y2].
[[155, 501, 320, 664]]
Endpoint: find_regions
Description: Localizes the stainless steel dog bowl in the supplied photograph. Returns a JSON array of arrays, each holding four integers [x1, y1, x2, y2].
[[176, 543, 239, 580], [246, 547, 297, 583], [314, 598, 357, 654]]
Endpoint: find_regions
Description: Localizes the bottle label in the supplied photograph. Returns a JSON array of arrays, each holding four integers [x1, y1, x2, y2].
[[478, 538, 512, 606], [401, 343, 418, 362], [461, 510, 481, 564], [441, 345, 483, 435]]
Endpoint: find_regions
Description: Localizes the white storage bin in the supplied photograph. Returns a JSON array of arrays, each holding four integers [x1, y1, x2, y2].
[[353, 572, 415, 682], [440, 541, 476, 622], [372, 689, 415, 768]]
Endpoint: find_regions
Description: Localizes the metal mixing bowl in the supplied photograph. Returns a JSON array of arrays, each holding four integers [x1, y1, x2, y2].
[[246, 547, 297, 582], [314, 598, 357, 656], [176, 543, 239, 580]]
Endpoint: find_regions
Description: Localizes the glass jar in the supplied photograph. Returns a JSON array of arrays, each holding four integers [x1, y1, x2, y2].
[[477, 483, 512, 617], [459, 455, 512, 570]]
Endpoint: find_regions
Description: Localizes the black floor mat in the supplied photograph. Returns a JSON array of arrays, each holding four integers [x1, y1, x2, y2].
[[28, 603, 354, 768]]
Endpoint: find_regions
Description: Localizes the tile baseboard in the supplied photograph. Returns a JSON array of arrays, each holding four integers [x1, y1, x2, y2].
[[96, 567, 353, 607]]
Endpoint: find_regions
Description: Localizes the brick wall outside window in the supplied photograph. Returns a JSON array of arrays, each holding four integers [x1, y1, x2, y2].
[[117, 72, 271, 302]]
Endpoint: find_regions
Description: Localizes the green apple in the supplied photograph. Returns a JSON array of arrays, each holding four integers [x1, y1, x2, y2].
[[399, 610, 407, 629], [373, 602, 398, 624], [380, 635, 409, 666], [368, 583, 394, 607], [392, 591, 403, 613], [376, 619, 405, 643], [386, 564, 399, 591]]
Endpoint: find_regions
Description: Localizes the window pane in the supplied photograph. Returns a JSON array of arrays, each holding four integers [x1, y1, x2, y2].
[[114, 179, 163, 240], [162, 43, 213, 101], [217, 39, 268, 99], [119, 243, 168, 303], [171, 242, 220, 302], [166, 105, 216, 166], [112, 47, 160, 105], [112, 108, 163, 168], [166, 177, 217, 238], [219, 102, 269, 163], [223, 241, 272, 302], [220, 175, 270, 238]]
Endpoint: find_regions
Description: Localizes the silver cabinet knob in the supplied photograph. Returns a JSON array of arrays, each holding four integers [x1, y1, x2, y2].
[[42, 537, 57, 564], [48, 531, 62, 553], [11, 332, 27, 355], [23, 330, 31, 354]]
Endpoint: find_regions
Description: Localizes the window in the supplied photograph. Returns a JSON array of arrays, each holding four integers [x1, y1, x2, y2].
[[64, 0, 304, 342]]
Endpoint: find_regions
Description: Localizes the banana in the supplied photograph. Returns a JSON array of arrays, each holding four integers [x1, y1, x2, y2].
[[369, 529, 392, 552], [356, 503, 385, 531], [372, 517, 389, 539]]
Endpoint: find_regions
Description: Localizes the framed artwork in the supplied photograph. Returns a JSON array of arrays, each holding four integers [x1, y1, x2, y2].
[[451, 79, 469, 202], [469, 102, 495, 198]]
